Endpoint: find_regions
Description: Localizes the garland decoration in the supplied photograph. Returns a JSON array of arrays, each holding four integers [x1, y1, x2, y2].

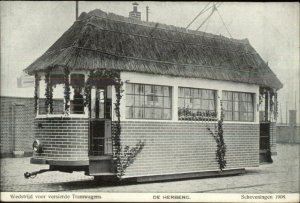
[[63, 68, 71, 114], [205, 102, 227, 171], [274, 91, 278, 121], [269, 90, 278, 121], [34, 73, 39, 114], [44, 71, 53, 114]]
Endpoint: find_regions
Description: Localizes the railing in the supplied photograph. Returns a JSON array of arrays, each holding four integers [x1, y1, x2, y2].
[[89, 137, 112, 156]]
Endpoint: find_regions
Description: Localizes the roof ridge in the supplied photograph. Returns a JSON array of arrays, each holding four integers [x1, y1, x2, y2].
[[83, 9, 249, 45]]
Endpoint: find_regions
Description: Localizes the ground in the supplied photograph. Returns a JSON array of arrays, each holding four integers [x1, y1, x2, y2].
[[0, 143, 299, 193]]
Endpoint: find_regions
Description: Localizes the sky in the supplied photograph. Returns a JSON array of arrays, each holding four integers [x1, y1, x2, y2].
[[0, 1, 299, 123]]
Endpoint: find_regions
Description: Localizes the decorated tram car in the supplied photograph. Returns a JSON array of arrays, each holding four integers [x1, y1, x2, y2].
[[24, 9, 282, 182]]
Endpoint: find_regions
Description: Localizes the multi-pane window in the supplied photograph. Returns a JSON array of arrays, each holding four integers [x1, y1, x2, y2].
[[178, 87, 217, 119], [222, 91, 254, 121], [126, 83, 172, 120]]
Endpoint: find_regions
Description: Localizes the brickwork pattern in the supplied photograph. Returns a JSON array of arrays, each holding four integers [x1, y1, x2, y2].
[[0, 96, 35, 155], [33, 117, 89, 161], [119, 121, 259, 178]]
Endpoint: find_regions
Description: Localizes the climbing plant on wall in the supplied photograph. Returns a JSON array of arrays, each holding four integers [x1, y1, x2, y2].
[[44, 70, 53, 114], [205, 102, 227, 171], [34, 73, 39, 114], [84, 69, 144, 180], [63, 68, 71, 114], [270, 90, 278, 121]]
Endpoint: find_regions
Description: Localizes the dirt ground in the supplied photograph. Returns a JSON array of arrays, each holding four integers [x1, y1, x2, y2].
[[0, 143, 299, 193]]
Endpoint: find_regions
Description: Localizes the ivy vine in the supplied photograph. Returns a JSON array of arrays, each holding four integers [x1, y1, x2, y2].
[[34, 73, 39, 114], [44, 71, 53, 114], [115, 140, 145, 179], [63, 68, 71, 114], [205, 103, 227, 171], [270, 90, 278, 121]]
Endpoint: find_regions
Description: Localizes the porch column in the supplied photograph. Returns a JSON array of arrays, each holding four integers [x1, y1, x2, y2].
[[264, 91, 269, 122]]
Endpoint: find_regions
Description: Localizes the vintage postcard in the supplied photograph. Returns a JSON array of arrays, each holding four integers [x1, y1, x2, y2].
[[0, 1, 299, 202]]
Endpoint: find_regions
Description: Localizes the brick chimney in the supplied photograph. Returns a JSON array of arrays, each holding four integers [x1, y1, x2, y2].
[[129, 2, 141, 20]]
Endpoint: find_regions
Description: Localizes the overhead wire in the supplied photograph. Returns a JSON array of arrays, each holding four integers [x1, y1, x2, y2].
[[196, 2, 223, 31], [185, 2, 211, 29], [215, 6, 232, 38]]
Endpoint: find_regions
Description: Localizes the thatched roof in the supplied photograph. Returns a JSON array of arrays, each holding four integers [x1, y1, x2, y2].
[[24, 9, 283, 89]]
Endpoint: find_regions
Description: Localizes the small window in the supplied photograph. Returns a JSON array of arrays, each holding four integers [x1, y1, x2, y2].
[[51, 74, 65, 114], [126, 83, 172, 120], [70, 74, 85, 114], [222, 91, 254, 122], [178, 87, 217, 120]]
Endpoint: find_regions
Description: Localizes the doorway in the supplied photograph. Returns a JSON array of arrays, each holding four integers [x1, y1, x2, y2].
[[89, 86, 112, 156]]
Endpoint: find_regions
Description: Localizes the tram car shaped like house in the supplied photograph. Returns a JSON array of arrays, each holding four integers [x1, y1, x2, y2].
[[24, 9, 282, 182]]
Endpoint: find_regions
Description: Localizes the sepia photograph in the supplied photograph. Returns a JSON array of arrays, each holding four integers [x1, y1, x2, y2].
[[0, 1, 299, 202]]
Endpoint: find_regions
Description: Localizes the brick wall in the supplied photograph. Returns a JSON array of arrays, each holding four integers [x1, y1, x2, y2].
[[119, 121, 259, 178], [277, 125, 300, 143], [0, 96, 35, 156], [34, 117, 89, 161]]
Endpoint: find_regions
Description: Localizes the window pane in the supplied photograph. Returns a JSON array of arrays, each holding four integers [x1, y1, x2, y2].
[[145, 85, 151, 95], [135, 95, 145, 107], [134, 107, 144, 118], [233, 93, 239, 101], [202, 100, 209, 110], [155, 86, 163, 96], [208, 90, 215, 99], [184, 88, 190, 98], [248, 113, 254, 121], [185, 98, 192, 108], [145, 108, 155, 119], [247, 94, 253, 102], [202, 90, 209, 99], [164, 86, 170, 96], [126, 107, 133, 118], [240, 93, 246, 101], [222, 91, 228, 100], [154, 96, 162, 108], [126, 95, 134, 107], [164, 97, 171, 108], [126, 83, 134, 94], [178, 98, 184, 108], [179, 88, 184, 97], [193, 98, 200, 109], [240, 101, 247, 112], [135, 84, 144, 94], [154, 108, 163, 119], [163, 109, 172, 119], [227, 101, 233, 111], [234, 112, 239, 121], [209, 100, 215, 110], [234, 101, 239, 111], [223, 101, 228, 111], [248, 102, 253, 112], [192, 89, 199, 98]]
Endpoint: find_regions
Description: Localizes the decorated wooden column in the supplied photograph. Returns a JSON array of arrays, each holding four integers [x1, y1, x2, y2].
[[264, 90, 269, 122], [63, 68, 71, 114], [44, 71, 53, 114]]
